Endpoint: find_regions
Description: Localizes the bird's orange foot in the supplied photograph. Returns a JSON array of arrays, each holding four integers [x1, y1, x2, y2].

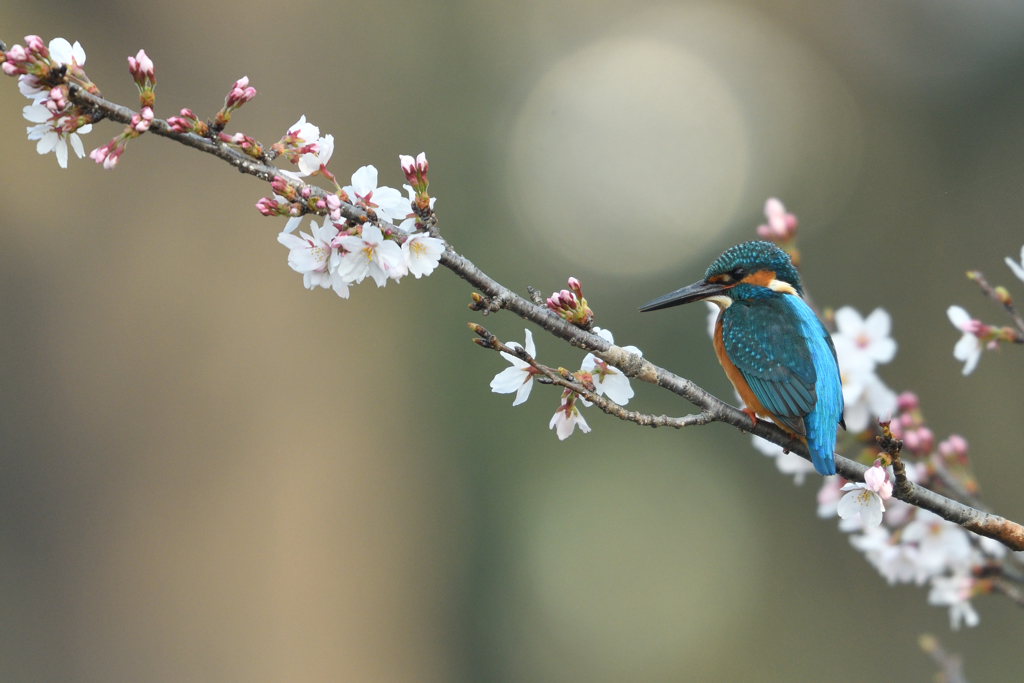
[[741, 407, 758, 430]]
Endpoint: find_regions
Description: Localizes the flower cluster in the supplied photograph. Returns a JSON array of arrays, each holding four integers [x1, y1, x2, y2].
[[213, 76, 256, 129], [275, 156, 444, 297], [4, 36, 95, 168], [490, 325, 641, 441], [817, 402, 1007, 630], [831, 306, 898, 433]]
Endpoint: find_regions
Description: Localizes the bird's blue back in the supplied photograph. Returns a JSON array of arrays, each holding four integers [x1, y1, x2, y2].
[[720, 286, 843, 475], [780, 295, 843, 475]]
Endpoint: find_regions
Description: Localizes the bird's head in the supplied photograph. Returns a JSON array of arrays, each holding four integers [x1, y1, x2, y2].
[[638, 241, 802, 312]]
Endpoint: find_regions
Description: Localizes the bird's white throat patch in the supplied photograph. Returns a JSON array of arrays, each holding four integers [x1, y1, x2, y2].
[[768, 279, 797, 295], [706, 295, 732, 309]]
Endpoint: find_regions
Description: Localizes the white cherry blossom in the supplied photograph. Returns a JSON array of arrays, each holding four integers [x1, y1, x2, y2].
[[276, 219, 349, 298], [343, 165, 411, 222], [549, 395, 591, 440], [288, 115, 319, 145], [928, 575, 979, 630], [48, 37, 87, 68], [836, 465, 892, 528], [947, 305, 983, 375], [296, 133, 334, 177], [580, 327, 640, 405], [24, 105, 91, 168], [832, 307, 897, 369], [902, 509, 973, 576], [834, 335, 896, 432], [400, 222, 444, 278], [334, 223, 404, 287], [490, 329, 538, 406]]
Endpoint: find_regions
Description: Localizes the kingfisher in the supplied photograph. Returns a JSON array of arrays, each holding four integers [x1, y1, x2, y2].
[[639, 241, 844, 476]]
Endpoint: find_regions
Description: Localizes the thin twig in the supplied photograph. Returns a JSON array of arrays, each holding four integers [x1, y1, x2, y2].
[[968, 270, 1024, 339], [877, 420, 912, 498], [919, 634, 969, 683], [468, 323, 713, 429]]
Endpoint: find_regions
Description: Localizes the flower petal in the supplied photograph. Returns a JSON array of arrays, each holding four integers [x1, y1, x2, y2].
[[946, 305, 971, 328]]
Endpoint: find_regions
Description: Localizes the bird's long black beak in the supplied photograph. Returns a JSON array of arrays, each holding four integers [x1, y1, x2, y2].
[[638, 279, 726, 312]]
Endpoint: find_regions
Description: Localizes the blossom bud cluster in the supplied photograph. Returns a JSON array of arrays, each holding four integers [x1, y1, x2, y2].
[[490, 325, 642, 440], [127, 49, 155, 107], [214, 76, 256, 128], [399, 153, 433, 214], [756, 197, 798, 242], [5, 36, 95, 168], [166, 108, 209, 136], [546, 278, 593, 328], [220, 131, 261, 158]]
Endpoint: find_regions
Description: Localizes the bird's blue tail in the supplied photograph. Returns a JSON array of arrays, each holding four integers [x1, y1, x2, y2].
[[807, 437, 836, 476]]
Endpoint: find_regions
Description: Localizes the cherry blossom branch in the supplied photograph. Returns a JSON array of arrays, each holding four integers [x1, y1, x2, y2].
[[39, 67, 1024, 552]]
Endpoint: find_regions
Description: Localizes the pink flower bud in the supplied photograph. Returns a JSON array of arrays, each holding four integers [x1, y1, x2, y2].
[[415, 152, 428, 173], [234, 76, 249, 89], [300, 187, 311, 198], [8, 45, 27, 62], [255, 197, 277, 216], [103, 149, 122, 169], [896, 391, 918, 413], [89, 145, 109, 164], [889, 420, 903, 440], [24, 36, 44, 53], [916, 427, 934, 454], [399, 154, 415, 175], [326, 195, 341, 211], [166, 116, 188, 133], [568, 277, 582, 295], [179, 108, 194, 119], [135, 49, 154, 77], [864, 463, 892, 500], [947, 435, 968, 456], [271, 176, 288, 194], [899, 413, 914, 428], [903, 430, 920, 453], [2, 62, 19, 76]]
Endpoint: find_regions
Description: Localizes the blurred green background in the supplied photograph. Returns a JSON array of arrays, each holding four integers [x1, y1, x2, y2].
[[3, 1, 1024, 681]]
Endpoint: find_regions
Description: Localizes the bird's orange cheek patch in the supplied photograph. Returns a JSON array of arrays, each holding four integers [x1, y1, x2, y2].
[[741, 270, 776, 287]]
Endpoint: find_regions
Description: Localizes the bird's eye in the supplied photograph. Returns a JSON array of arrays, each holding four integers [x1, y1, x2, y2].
[[731, 267, 747, 280]]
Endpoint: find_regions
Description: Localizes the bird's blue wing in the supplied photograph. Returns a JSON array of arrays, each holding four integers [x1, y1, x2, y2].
[[721, 297, 817, 436]]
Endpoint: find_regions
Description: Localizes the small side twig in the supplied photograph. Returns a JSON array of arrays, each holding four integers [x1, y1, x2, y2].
[[877, 419, 912, 498], [919, 634, 969, 683], [468, 323, 712, 429], [968, 270, 1024, 339]]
